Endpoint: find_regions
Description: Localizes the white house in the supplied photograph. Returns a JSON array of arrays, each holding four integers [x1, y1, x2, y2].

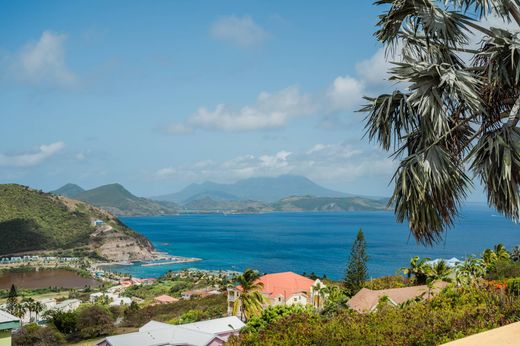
[[96, 316, 245, 346], [90, 293, 132, 306], [55, 299, 81, 312]]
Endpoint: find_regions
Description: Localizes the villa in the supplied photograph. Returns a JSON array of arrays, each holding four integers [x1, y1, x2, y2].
[[96, 316, 245, 346], [0, 310, 19, 346], [347, 281, 448, 313], [227, 271, 326, 316], [90, 292, 132, 306]]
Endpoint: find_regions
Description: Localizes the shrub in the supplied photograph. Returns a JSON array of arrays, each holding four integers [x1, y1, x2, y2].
[[363, 276, 407, 290], [12, 323, 65, 346], [507, 278, 520, 296], [76, 304, 115, 338], [230, 286, 520, 345], [44, 310, 78, 335], [487, 260, 520, 280], [243, 305, 316, 334]]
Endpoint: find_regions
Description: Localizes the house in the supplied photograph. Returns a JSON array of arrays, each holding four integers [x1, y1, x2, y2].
[[153, 294, 179, 305], [227, 271, 326, 316], [90, 293, 132, 306], [181, 288, 220, 300], [96, 316, 245, 346], [347, 281, 448, 313], [0, 310, 20, 346], [54, 299, 81, 312]]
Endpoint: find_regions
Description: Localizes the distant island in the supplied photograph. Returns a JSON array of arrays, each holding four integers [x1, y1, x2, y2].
[[51, 175, 389, 216]]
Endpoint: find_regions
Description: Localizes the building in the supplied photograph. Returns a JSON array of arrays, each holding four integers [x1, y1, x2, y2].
[[96, 316, 245, 346], [181, 288, 220, 300], [347, 281, 448, 313], [440, 321, 520, 346], [153, 294, 179, 305], [227, 271, 326, 316], [90, 293, 132, 306], [0, 310, 20, 346]]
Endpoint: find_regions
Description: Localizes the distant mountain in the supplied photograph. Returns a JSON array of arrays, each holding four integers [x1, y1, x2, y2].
[[52, 183, 178, 216], [51, 183, 85, 198], [183, 197, 271, 212], [154, 175, 349, 203], [272, 196, 388, 212], [0, 184, 154, 261]]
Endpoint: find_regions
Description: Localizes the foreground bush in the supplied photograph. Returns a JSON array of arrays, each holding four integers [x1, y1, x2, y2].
[[12, 323, 65, 346], [230, 286, 520, 346]]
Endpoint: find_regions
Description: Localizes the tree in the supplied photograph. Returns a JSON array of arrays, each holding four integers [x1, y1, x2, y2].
[[511, 245, 520, 262], [44, 310, 78, 335], [76, 305, 115, 338], [12, 323, 65, 346], [344, 229, 368, 295], [362, 0, 520, 244], [455, 256, 486, 285], [6, 284, 18, 314], [426, 260, 452, 283], [32, 301, 44, 323], [311, 281, 327, 311], [401, 256, 431, 284], [233, 269, 266, 321], [482, 243, 511, 270]]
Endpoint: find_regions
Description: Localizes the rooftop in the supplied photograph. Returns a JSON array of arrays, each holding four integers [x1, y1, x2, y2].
[[237, 271, 317, 299]]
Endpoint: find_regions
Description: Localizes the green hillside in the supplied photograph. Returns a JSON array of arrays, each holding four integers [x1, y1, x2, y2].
[[0, 184, 153, 259], [272, 196, 388, 212], [50, 183, 85, 198], [68, 183, 178, 216]]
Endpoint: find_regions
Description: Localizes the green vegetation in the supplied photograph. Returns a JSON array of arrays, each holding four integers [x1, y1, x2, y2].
[[0, 184, 152, 257], [344, 229, 368, 295], [123, 280, 191, 300], [233, 269, 267, 321], [60, 183, 178, 216], [123, 294, 227, 327], [51, 183, 85, 198], [13, 323, 66, 346], [361, 0, 520, 244], [231, 285, 520, 345]]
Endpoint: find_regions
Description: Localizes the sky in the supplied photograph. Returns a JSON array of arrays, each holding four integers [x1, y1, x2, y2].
[[0, 0, 487, 200]]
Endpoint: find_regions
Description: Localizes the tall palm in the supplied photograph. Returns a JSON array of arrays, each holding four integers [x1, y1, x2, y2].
[[483, 243, 511, 270], [32, 301, 44, 322], [456, 256, 486, 286], [401, 256, 431, 284], [362, 0, 520, 244], [427, 260, 452, 283], [233, 269, 266, 321], [312, 281, 327, 310], [12, 303, 26, 325]]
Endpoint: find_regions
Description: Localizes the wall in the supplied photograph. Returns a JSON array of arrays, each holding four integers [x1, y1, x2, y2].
[[0, 330, 11, 346]]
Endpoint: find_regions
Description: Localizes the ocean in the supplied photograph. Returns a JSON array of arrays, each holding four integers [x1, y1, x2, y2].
[[107, 203, 520, 280]]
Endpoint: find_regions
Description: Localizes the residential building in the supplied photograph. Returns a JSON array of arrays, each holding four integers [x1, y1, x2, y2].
[[153, 294, 179, 305], [347, 281, 448, 313], [227, 271, 326, 316], [90, 293, 132, 306], [0, 310, 20, 346], [96, 316, 245, 346]]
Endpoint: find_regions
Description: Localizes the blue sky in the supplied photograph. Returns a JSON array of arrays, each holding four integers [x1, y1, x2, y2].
[[0, 0, 486, 200]]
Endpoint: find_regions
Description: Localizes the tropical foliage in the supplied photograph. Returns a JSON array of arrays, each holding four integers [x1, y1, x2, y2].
[[231, 285, 520, 345], [361, 0, 520, 244], [233, 269, 267, 321]]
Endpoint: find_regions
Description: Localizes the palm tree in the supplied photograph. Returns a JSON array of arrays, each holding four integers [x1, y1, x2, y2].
[[426, 260, 452, 283], [311, 281, 327, 311], [12, 303, 26, 325], [482, 243, 511, 270], [232, 269, 266, 321], [456, 257, 486, 286], [32, 301, 44, 323], [401, 256, 431, 284], [23, 298, 35, 322], [362, 0, 520, 245]]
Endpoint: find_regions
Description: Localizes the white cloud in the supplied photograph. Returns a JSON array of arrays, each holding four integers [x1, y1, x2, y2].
[[0, 142, 65, 167], [210, 16, 268, 48], [356, 48, 391, 87], [9, 31, 77, 87], [326, 76, 365, 111], [165, 123, 193, 134], [185, 86, 314, 132], [155, 142, 395, 184]]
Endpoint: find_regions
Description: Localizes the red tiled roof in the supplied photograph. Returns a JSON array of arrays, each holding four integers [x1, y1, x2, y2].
[[237, 272, 316, 299]]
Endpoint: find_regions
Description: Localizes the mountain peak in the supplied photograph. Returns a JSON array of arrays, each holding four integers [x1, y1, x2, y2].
[[51, 183, 85, 198]]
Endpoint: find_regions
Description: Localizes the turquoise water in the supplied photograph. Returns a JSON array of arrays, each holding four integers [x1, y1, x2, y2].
[[109, 204, 520, 280]]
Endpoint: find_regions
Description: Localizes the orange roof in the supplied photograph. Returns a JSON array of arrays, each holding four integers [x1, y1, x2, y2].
[[237, 272, 316, 299], [154, 294, 178, 303], [347, 281, 448, 313]]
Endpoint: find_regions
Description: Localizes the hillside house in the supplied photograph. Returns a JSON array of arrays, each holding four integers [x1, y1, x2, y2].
[[227, 271, 326, 316]]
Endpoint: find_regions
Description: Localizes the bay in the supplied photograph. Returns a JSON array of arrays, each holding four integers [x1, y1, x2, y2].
[[107, 203, 520, 280]]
